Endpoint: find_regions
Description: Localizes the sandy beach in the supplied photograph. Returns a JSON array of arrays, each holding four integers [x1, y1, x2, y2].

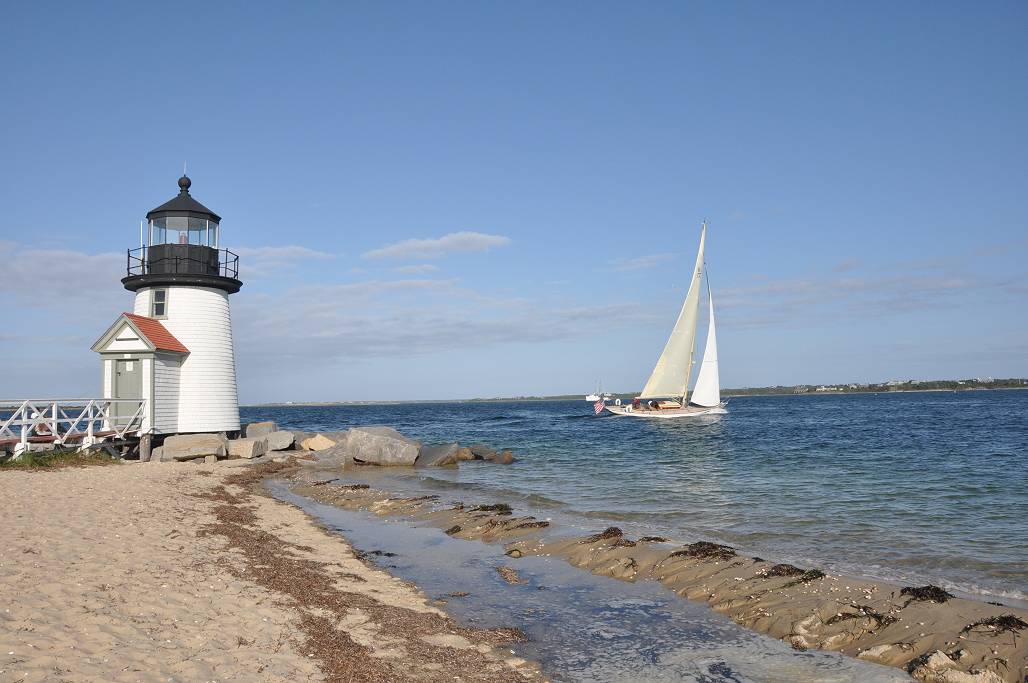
[[0, 460, 538, 682]]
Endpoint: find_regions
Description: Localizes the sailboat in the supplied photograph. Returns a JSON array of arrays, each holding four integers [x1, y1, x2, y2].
[[603, 223, 727, 418]]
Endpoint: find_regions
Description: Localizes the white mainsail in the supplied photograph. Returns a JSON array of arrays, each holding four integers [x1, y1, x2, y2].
[[689, 285, 721, 407], [638, 224, 706, 400]]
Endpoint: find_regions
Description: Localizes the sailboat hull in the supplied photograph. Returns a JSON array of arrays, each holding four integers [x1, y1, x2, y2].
[[603, 403, 727, 419]]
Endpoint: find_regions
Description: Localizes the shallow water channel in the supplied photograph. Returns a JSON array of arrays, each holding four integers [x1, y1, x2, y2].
[[270, 483, 910, 683]]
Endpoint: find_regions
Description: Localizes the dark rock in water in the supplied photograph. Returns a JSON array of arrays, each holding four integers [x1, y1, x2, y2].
[[468, 444, 495, 460], [348, 426, 420, 466], [668, 541, 737, 561], [496, 566, 524, 584], [900, 585, 954, 604], [416, 443, 461, 468], [341, 484, 369, 490], [445, 525, 462, 535], [450, 591, 470, 598], [244, 421, 278, 438], [581, 527, 624, 544], [639, 536, 669, 543], [471, 503, 512, 515], [506, 548, 523, 558], [766, 563, 805, 578]]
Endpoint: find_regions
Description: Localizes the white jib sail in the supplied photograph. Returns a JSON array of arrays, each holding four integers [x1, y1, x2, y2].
[[689, 285, 721, 407], [639, 224, 706, 400]]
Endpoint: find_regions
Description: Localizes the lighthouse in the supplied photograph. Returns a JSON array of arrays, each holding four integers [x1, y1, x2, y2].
[[92, 175, 242, 437]]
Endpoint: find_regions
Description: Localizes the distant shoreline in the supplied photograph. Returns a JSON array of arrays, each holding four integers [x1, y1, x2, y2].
[[243, 383, 1027, 408]]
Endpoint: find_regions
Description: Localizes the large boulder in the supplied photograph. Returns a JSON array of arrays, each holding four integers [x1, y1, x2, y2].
[[468, 444, 496, 460], [245, 421, 278, 438], [228, 437, 268, 459], [163, 434, 227, 461], [265, 430, 295, 452], [312, 443, 353, 468], [348, 426, 420, 466], [491, 449, 515, 465], [291, 430, 314, 449], [300, 431, 348, 451], [416, 443, 460, 468]]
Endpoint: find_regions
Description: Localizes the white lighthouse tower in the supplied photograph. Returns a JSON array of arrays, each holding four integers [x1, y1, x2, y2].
[[92, 175, 242, 437]]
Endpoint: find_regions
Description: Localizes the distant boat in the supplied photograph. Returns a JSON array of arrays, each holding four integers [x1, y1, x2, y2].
[[584, 382, 609, 402], [604, 223, 727, 419]]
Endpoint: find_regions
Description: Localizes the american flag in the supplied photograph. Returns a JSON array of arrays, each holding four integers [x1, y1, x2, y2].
[[594, 399, 606, 415]]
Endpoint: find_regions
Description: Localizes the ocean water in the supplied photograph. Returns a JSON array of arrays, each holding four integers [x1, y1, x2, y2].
[[243, 390, 1028, 605]]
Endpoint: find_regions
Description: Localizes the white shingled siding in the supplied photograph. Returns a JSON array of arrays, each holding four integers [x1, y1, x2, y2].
[[133, 286, 240, 433], [152, 352, 182, 434]]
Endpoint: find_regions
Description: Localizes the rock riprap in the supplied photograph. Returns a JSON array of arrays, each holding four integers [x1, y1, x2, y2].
[[161, 434, 227, 461], [264, 430, 295, 452], [244, 421, 278, 438], [228, 437, 268, 460]]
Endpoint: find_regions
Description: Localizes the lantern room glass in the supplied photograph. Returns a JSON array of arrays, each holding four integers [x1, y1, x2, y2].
[[149, 217, 219, 248]]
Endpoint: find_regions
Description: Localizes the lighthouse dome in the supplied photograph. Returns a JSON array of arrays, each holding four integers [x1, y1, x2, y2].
[[123, 175, 241, 294]]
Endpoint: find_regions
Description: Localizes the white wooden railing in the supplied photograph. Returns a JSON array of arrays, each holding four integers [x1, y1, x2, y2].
[[0, 399, 147, 457]]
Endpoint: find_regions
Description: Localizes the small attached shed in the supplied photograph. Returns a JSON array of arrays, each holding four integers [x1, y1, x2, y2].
[[91, 312, 189, 435]]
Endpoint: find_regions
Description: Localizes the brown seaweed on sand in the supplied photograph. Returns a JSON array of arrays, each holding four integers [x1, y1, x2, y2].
[[960, 614, 1028, 635], [782, 569, 826, 588], [900, 584, 954, 604], [825, 604, 897, 629]]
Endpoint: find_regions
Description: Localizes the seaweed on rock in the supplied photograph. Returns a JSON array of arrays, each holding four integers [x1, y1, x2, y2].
[[471, 503, 513, 515], [766, 563, 805, 578], [668, 541, 737, 562], [581, 527, 625, 544]]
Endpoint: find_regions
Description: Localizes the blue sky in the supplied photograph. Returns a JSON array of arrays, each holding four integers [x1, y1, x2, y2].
[[2, 2, 1026, 402]]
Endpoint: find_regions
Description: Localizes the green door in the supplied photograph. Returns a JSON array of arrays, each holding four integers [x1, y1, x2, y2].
[[113, 359, 142, 425]]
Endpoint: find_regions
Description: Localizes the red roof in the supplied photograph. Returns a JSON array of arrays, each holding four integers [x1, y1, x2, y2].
[[123, 313, 189, 353]]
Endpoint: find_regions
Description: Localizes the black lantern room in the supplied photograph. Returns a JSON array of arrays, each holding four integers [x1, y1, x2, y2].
[[123, 175, 242, 294]]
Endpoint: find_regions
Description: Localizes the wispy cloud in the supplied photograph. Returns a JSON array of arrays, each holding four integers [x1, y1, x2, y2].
[[363, 232, 510, 261], [234, 245, 335, 278], [716, 262, 1014, 329], [611, 252, 678, 272], [394, 264, 440, 274]]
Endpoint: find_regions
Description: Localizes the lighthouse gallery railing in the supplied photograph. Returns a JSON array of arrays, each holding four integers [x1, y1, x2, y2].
[[126, 246, 239, 279]]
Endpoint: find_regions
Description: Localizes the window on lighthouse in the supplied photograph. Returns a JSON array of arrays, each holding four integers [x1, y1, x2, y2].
[[151, 288, 167, 318]]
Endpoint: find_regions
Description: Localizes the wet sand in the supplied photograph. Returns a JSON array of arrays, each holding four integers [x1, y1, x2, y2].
[[290, 466, 1028, 683], [0, 460, 538, 682]]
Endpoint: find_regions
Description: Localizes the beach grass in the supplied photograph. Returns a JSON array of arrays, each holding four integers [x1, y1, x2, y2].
[[0, 448, 118, 470]]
